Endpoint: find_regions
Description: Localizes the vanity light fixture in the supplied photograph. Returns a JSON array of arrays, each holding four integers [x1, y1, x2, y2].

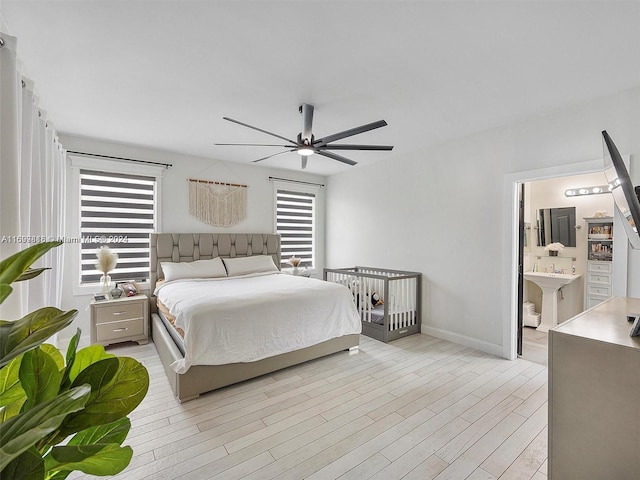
[[564, 185, 612, 197]]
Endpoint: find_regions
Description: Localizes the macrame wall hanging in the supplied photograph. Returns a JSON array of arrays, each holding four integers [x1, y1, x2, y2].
[[188, 178, 247, 227]]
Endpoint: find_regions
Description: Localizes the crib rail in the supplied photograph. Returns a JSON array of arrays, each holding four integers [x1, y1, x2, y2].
[[324, 266, 422, 342]]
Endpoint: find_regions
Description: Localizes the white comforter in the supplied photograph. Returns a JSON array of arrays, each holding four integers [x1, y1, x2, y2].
[[155, 272, 361, 373]]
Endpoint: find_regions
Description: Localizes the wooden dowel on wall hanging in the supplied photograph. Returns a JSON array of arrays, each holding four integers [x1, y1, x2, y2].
[[188, 178, 247, 188]]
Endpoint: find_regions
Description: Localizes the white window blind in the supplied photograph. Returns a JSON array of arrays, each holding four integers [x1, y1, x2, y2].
[[80, 169, 156, 284], [276, 189, 315, 268]]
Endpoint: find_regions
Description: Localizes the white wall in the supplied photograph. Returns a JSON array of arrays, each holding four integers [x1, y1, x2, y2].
[[326, 86, 640, 358], [57, 134, 326, 345]]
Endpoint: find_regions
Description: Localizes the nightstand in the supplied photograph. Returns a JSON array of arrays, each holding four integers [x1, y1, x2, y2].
[[90, 294, 149, 347]]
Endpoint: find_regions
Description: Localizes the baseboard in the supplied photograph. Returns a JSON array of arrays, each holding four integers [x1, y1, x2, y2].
[[421, 324, 504, 358]]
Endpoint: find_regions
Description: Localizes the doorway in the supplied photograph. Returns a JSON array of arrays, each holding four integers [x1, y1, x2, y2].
[[517, 173, 616, 365], [504, 157, 627, 362]]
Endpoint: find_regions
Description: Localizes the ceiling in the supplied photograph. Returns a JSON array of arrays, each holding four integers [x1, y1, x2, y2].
[[2, 1, 640, 176]]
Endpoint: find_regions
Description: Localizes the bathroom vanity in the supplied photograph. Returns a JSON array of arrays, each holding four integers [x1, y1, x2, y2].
[[548, 296, 640, 479]]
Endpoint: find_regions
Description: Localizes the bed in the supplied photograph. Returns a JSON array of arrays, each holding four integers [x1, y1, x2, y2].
[[149, 233, 361, 402]]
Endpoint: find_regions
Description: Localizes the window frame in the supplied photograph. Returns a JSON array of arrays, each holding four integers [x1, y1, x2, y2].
[[69, 155, 164, 296], [273, 180, 321, 273]]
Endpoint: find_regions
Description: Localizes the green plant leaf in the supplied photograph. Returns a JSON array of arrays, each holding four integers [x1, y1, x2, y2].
[[19, 347, 62, 410], [59, 329, 80, 392], [45, 443, 133, 476], [47, 471, 71, 480], [58, 358, 119, 435], [0, 397, 26, 423], [0, 354, 27, 421], [0, 354, 24, 405], [40, 344, 64, 371], [0, 308, 78, 369], [68, 345, 115, 384], [0, 384, 90, 471], [0, 241, 61, 288], [64, 329, 80, 366], [68, 417, 130, 447], [61, 358, 148, 434], [45, 421, 131, 475], [3, 447, 44, 480], [15, 267, 51, 283], [0, 284, 12, 305]]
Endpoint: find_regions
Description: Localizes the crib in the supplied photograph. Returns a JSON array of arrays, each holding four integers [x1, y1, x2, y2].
[[323, 266, 422, 343]]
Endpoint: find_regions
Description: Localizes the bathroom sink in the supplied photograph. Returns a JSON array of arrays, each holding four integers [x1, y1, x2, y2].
[[524, 272, 579, 289], [524, 272, 581, 332]]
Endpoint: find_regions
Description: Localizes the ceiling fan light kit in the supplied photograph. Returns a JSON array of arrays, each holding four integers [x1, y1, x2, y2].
[[216, 103, 393, 169]]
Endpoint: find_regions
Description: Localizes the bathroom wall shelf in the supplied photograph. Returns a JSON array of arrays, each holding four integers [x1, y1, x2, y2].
[[534, 256, 577, 261], [583, 217, 614, 309]]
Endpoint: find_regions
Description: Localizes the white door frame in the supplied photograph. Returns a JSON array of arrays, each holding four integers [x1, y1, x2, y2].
[[502, 158, 629, 360]]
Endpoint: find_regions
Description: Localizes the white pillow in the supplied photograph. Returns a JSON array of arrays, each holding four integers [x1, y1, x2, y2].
[[161, 257, 227, 282], [222, 255, 278, 277]]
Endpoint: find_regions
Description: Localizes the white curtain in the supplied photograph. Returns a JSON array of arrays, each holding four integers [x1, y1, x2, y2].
[[0, 33, 67, 320]]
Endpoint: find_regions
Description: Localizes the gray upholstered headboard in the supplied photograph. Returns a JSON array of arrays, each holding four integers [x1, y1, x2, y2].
[[149, 233, 281, 292]]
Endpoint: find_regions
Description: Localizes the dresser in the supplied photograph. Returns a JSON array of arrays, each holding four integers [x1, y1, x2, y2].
[[584, 216, 613, 309], [548, 296, 640, 479], [90, 294, 149, 347]]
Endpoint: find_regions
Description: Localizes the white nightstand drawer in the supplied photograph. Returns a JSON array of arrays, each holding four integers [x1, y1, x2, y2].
[[588, 261, 613, 273], [97, 318, 145, 342], [588, 285, 611, 297], [587, 272, 611, 285], [95, 302, 144, 324]]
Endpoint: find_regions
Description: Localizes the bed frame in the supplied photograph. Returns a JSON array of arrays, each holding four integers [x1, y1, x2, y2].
[[149, 233, 359, 402]]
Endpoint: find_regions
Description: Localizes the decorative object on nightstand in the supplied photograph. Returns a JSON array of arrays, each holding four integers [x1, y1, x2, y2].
[[118, 281, 139, 297], [90, 294, 149, 346], [96, 245, 118, 293], [110, 285, 123, 298], [287, 255, 302, 275]]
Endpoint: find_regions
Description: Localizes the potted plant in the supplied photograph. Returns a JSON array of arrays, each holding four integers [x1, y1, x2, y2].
[[95, 246, 118, 294], [0, 241, 149, 479], [287, 255, 302, 275], [544, 242, 565, 257]]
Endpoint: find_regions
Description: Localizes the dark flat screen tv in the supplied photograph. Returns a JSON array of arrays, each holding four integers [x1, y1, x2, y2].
[[602, 130, 640, 250]]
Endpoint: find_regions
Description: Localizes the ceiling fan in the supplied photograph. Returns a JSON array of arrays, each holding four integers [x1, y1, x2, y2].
[[216, 103, 393, 169]]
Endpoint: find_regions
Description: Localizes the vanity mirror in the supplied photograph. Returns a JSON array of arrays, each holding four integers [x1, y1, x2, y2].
[[537, 207, 577, 247]]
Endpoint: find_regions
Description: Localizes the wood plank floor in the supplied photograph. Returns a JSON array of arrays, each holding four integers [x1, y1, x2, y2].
[[519, 327, 548, 367], [69, 334, 548, 480]]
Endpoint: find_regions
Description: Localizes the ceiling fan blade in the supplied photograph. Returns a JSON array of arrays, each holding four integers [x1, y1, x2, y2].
[[300, 103, 314, 144], [318, 144, 394, 151], [301, 156, 308, 170], [215, 143, 295, 147], [223, 117, 297, 144], [316, 150, 357, 166], [252, 149, 296, 163], [313, 120, 388, 146]]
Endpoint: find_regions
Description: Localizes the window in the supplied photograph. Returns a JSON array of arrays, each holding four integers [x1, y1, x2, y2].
[[276, 189, 316, 269], [80, 169, 156, 284]]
